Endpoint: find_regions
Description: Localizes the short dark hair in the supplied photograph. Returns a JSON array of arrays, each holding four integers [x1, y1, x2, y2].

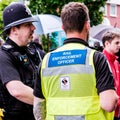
[[102, 28, 120, 47], [61, 2, 89, 33]]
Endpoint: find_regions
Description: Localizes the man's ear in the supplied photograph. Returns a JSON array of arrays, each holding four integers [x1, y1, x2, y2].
[[85, 21, 90, 31], [11, 26, 18, 35], [104, 41, 109, 47], [62, 25, 64, 30], [83, 21, 90, 33]]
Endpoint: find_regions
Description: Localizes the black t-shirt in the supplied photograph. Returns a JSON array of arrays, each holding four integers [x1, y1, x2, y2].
[[34, 38, 115, 98]]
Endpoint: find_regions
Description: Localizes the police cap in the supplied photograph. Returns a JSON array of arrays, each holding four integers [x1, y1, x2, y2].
[[2, 2, 36, 32]]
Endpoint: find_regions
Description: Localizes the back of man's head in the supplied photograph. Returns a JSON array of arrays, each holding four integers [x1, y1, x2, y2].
[[102, 28, 120, 47], [61, 2, 89, 33]]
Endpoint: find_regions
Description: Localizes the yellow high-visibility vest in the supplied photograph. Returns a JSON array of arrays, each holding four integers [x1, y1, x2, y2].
[[41, 43, 114, 120], [0, 108, 3, 120]]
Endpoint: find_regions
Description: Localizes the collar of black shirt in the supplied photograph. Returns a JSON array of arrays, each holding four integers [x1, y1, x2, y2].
[[63, 38, 89, 47]]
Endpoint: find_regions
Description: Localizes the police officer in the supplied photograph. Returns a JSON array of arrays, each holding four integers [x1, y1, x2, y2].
[[33, 2, 118, 120], [0, 2, 45, 120]]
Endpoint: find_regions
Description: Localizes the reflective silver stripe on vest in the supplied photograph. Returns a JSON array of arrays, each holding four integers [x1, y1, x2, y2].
[[42, 64, 93, 76], [55, 115, 85, 120], [85, 47, 91, 65], [45, 52, 50, 67]]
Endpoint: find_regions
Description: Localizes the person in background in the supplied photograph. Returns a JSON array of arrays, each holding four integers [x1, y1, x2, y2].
[[116, 49, 120, 64], [102, 29, 120, 120], [32, 34, 43, 46], [0, 2, 45, 120], [93, 41, 103, 52], [33, 2, 118, 120]]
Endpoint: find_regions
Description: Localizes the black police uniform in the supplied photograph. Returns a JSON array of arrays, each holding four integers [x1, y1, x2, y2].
[[0, 38, 45, 120]]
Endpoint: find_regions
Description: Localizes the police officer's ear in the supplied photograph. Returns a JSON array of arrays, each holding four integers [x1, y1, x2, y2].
[[62, 25, 64, 30], [10, 27, 16, 35], [10, 25, 20, 35]]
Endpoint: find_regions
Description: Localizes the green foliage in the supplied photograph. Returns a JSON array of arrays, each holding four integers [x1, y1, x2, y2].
[[29, 0, 107, 52], [41, 34, 58, 52], [84, 0, 107, 26], [29, 0, 107, 25], [0, 0, 107, 51], [49, 32, 59, 51], [41, 35, 49, 52], [29, 0, 80, 16]]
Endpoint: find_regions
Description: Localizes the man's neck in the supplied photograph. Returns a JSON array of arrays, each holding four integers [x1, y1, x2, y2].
[[104, 48, 115, 55], [66, 31, 87, 42]]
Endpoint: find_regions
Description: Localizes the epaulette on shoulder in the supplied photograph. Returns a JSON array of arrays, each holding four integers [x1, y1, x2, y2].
[[1, 44, 14, 51]]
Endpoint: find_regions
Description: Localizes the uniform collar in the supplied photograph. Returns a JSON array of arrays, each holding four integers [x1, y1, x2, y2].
[[103, 49, 117, 62], [63, 38, 89, 47], [5, 37, 27, 53]]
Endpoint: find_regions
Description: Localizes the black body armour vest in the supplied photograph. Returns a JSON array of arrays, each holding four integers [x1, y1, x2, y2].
[[0, 42, 41, 118]]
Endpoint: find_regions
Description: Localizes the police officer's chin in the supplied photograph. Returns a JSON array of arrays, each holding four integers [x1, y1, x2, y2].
[[27, 38, 32, 45], [28, 35, 33, 43]]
